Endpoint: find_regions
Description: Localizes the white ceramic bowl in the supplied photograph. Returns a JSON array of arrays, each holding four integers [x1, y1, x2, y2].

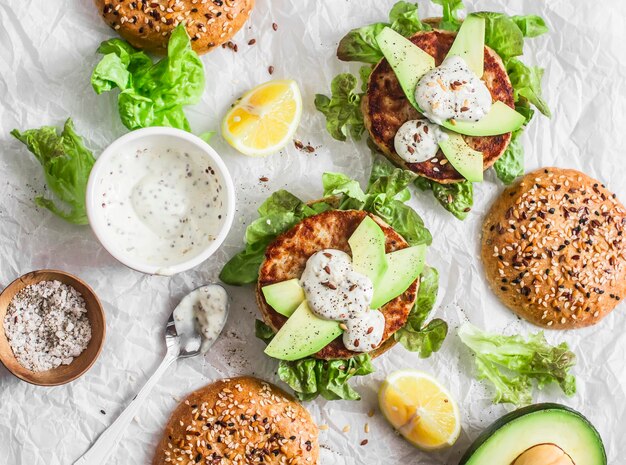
[[86, 127, 235, 275]]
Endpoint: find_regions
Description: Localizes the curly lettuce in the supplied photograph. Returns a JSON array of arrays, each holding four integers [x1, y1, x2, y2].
[[92, 24, 204, 131], [11, 118, 95, 224], [459, 323, 577, 406]]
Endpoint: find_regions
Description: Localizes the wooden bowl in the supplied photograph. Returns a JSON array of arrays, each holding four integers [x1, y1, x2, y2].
[[0, 270, 106, 386]]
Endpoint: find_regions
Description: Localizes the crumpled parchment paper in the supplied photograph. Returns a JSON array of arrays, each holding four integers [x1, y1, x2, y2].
[[1, 0, 625, 464]]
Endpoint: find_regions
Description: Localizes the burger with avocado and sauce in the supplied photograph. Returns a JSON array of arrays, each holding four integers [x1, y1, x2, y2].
[[220, 161, 445, 401], [316, 0, 550, 219]]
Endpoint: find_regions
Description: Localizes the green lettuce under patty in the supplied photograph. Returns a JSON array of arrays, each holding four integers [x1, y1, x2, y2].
[[222, 160, 446, 401], [316, 0, 551, 219]]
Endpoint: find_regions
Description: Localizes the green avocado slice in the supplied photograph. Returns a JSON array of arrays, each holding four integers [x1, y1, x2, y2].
[[459, 403, 606, 465], [376, 27, 435, 109], [445, 15, 485, 78], [440, 101, 526, 136], [371, 245, 426, 309], [438, 132, 483, 182], [261, 279, 305, 317], [349, 216, 388, 289], [264, 301, 342, 361]]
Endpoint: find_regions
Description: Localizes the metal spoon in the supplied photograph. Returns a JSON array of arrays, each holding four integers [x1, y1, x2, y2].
[[73, 284, 230, 465]]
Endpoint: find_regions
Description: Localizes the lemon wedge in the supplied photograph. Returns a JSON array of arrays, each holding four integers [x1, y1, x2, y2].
[[222, 79, 302, 157], [379, 369, 460, 451]]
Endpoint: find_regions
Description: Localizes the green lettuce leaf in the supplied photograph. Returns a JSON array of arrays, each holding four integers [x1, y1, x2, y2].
[[337, 1, 430, 63], [92, 24, 204, 131], [394, 266, 447, 357], [473, 12, 525, 60], [314, 73, 366, 141], [255, 319, 276, 343], [493, 129, 524, 184], [459, 323, 577, 406], [326, 161, 432, 246], [278, 354, 375, 401], [511, 15, 549, 38], [506, 58, 551, 117], [414, 178, 473, 220], [432, 0, 464, 31], [11, 118, 95, 224], [219, 191, 332, 285], [388, 1, 431, 37]]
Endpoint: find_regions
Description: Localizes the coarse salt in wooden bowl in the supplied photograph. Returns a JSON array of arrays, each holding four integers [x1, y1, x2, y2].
[[0, 270, 106, 386]]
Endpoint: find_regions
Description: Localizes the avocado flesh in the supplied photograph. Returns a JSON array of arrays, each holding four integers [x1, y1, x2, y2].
[[438, 133, 483, 182], [376, 27, 435, 109], [349, 216, 388, 288], [261, 279, 305, 317], [459, 403, 607, 465], [264, 301, 342, 361], [440, 101, 526, 136], [445, 15, 485, 78], [371, 245, 426, 309]]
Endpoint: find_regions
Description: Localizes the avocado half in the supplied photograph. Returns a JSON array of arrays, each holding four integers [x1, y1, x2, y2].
[[459, 403, 606, 465]]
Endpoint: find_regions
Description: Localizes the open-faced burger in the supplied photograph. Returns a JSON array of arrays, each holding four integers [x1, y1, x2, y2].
[[220, 162, 445, 401]]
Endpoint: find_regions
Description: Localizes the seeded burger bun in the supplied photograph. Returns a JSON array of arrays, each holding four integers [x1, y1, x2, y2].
[[482, 168, 626, 329], [362, 18, 514, 184], [96, 0, 255, 54], [153, 376, 319, 465], [256, 208, 418, 360]]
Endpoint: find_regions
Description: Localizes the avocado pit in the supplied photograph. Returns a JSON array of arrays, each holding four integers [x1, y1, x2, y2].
[[512, 444, 574, 465]]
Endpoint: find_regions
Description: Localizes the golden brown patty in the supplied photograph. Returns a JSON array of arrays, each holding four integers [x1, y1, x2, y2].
[[363, 26, 514, 183], [152, 377, 319, 465], [257, 209, 418, 360], [482, 168, 626, 329], [95, 0, 255, 54]]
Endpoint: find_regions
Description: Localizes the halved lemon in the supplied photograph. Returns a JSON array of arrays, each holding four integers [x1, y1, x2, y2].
[[379, 369, 461, 451], [222, 79, 302, 157]]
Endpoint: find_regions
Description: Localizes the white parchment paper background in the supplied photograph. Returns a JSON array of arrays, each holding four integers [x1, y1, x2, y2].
[[1, 0, 625, 464]]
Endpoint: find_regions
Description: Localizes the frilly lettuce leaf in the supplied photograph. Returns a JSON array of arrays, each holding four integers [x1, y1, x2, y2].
[[220, 191, 332, 285], [11, 118, 95, 224], [432, 0, 464, 31], [337, 1, 430, 64], [314, 71, 368, 141], [92, 24, 204, 131], [394, 266, 447, 357], [493, 129, 524, 184], [459, 323, 577, 406]]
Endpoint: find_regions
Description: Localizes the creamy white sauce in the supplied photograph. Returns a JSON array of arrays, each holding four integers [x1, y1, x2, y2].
[[415, 55, 492, 125], [394, 119, 448, 163], [343, 309, 385, 352], [300, 249, 385, 352], [94, 146, 226, 268], [174, 285, 228, 354]]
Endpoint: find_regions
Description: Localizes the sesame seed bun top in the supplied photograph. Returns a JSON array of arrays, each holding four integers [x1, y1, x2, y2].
[[481, 167, 626, 329], [95, 0, 255, 55], [152, 377, 319, 465]]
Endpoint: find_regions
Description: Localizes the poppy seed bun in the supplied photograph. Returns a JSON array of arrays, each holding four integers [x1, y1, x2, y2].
[[362, 18, 514, 184], [256, 208, 418, 360], [95, 0, 255, 55], [152, 377, 319, 465], [482, 168, 626, 329]]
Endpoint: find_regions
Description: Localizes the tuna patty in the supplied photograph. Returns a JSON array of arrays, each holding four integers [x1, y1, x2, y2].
[[256, 209, 418, 360], [363, 27, 514, 184]]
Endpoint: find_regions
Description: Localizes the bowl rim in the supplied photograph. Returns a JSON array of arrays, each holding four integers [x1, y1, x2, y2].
[[0, 269, 106, 386], [86, 127, 236, 276]]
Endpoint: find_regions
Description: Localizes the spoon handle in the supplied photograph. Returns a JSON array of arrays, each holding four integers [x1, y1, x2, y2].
[[73, 352, 177, 465]]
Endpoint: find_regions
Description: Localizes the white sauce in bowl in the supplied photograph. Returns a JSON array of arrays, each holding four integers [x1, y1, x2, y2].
[[93, 146, 227, 268], [173, 285, 228, 354], [394, 119, 448, 163], [415, 55, 492, 125], [300, 249, 385, 352]]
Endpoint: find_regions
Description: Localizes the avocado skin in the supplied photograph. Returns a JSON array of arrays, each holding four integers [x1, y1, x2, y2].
[[458, 403, 607, 465]]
